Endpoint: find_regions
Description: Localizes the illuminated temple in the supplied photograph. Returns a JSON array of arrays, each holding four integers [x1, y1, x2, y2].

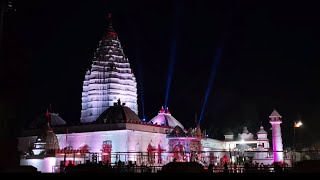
[[18, 16, 291, 173], [80, 14, 138, 123]]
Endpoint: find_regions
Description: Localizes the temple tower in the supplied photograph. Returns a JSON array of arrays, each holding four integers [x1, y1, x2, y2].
[[80, 14, 138, 123]]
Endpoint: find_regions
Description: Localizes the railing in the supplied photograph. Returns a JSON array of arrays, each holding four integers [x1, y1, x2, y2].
[[210, 166, 292, 173], [55, 163, 293, 173], [45, 149, 320, 173], [57, 164, 162, 173]]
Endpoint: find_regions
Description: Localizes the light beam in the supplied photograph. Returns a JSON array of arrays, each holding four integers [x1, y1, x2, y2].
[[199, 48, 223, 123], [164, 0, 184, 109]]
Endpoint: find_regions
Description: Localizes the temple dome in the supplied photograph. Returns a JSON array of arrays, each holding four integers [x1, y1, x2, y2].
[[257, 125, 267, 134], [238, 127, 254, 140], [148, 107, 185, 129], [242, 127, 249, 134], [95, 99, 141, 124], [257, 125, 268, 140], [50, 113, 66, 126], [36, 124, 60, 150]]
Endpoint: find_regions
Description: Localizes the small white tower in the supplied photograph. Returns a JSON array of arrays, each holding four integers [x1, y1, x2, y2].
[[257, 124, 268, 140], [269, 109, 284, 162], [257, 124, 270, 150]]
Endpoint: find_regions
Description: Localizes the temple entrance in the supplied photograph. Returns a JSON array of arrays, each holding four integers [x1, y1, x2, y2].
[[173, 144, 185, 162]]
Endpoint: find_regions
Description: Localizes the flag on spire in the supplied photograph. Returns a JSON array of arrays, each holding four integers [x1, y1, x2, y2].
[[45, 108, 51, 125]]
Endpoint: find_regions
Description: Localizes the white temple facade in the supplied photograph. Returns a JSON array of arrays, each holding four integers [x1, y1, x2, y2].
[[18, 105, 291, 173], [17, 16, 292, 173], [80, 15, 138, 123]]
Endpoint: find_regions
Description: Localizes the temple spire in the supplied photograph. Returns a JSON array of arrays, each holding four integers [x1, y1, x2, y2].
[[108, 13, 112, 26], [45, 108, 50, 126], [105, 13, 117, 38], [80, 14, 138, 123]]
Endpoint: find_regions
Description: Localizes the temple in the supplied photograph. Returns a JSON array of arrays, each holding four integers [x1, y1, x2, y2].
[[17, 15, 291, 173]]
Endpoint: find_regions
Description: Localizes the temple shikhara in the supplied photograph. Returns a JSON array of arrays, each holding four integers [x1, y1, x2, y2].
[[17, 15, 291, 173], [80, 14, 138, 123]]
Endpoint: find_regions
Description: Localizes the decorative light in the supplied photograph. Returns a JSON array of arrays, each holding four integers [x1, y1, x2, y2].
[[294, 121, 302, 128]]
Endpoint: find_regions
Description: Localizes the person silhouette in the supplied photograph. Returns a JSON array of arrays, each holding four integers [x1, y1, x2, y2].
[[223, 162, 229, 173]]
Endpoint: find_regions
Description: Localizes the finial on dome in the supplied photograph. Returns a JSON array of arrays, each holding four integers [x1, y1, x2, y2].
[[159, 106, 165, 114], [105, 12, 117, 38], [257, 124, 267, 134], [108, 13, 112, 25], [166, 107, 171, 114], [45, 108, 53, 132]]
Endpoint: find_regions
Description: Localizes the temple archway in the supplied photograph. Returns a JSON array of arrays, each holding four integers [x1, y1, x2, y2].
[[173, 144, 185, 162]]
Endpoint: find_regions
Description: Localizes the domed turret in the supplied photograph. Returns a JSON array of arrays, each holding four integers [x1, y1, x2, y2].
[[257, 125, 267, 134], [148, 106, 184, 129], [257, 125, 268, 140], [242, 127, 249, 134], [238, 127, 254, 140], [31, 122, 59, 155]]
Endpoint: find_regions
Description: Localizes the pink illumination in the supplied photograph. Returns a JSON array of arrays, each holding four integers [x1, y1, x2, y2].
[[107, 32, 117, 38], [168, 138, 201, 162], [149, 110, 185, 129], [66, 128, 68, 145], [269, 110, 284, 162], [45, 109, 51, 124], [165, 107, 171, 114], [159, 106, 165, 113], [80, 16, 138, 123], [102, 141, 112, 164]]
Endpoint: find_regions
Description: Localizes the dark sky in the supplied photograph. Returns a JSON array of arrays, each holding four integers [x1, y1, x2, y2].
[[2, 0, 320, 148]]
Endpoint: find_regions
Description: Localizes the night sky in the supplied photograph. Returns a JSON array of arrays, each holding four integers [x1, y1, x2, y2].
[[2, 0, 320, 148]]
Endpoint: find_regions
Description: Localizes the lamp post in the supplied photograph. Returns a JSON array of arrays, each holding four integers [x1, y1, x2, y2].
[[293, 121, 302, 166]]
